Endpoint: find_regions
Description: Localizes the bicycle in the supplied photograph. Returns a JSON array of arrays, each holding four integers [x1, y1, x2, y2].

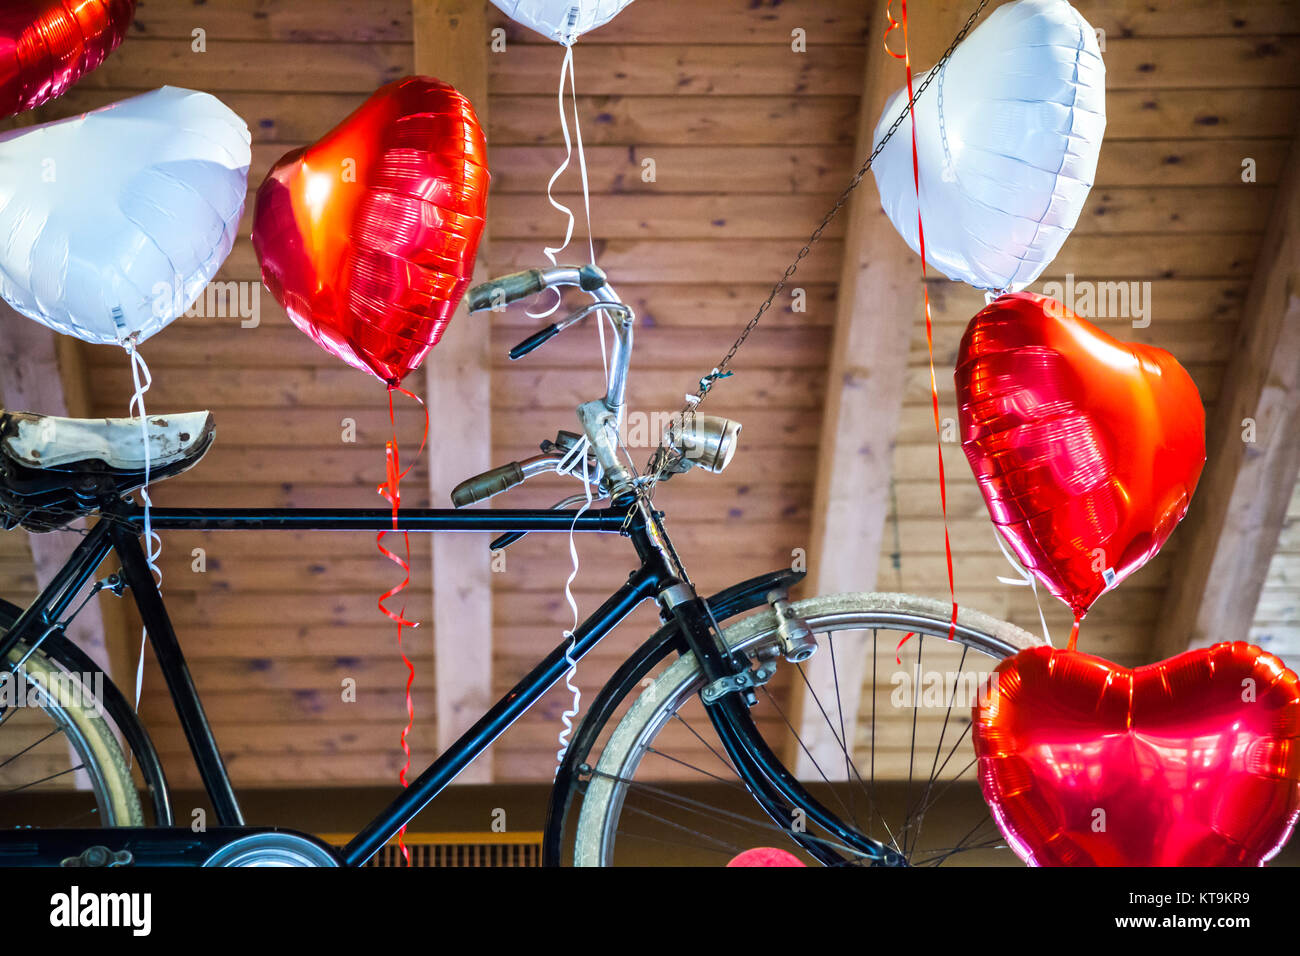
[[0, 264, 1044, 866]]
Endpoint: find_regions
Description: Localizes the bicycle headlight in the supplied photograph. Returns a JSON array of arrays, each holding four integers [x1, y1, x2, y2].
[[667, 414, 741, 474]]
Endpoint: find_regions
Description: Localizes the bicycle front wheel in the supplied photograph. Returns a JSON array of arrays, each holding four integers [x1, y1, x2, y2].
[[571, 592, 1044, 866]]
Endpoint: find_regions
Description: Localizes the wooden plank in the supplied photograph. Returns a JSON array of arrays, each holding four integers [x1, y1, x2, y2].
[[130, 0, 873, 43], [927, 278, 1248, 325], [213, 229, 1261, 284], [87, 39, 414, 92], [33, 85, 1300, 148], [488, 43, 864, 96], [489, 186, 1272, 241], [129, 0, 1300, 43], [1096, 139, 1291, 187], [497, 277, 1243, 329], [245, 138, 1291, 199], [1100, 89, 1300, 140], [415, 0, 494, 783], [1084, 0, 1300, 36], [132, 0, 416, 41], [1153, 130, 1300, 657], [1102, 37, 1300, 89]]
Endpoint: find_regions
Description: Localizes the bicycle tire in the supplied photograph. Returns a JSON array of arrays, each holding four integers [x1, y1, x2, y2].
[[0, 616, 143, 829]]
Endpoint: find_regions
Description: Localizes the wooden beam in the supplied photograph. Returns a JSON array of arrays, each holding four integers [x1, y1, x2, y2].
[[0, 305, 128, 682], [413, 0, 494, 783], [1152, 129, 1300, 659], [795, 2, 967, 780]]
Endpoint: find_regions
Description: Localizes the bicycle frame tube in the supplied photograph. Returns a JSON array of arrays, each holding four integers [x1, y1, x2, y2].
[[129, 506, 629, 533], [342, 562, 665, 865], [0, 519, 115, 665], [108, 520, 245, 827]]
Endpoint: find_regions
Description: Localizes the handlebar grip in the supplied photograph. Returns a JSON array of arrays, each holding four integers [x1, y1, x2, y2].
[[450, 462, 525, 508], [467, 269, 546, 313]]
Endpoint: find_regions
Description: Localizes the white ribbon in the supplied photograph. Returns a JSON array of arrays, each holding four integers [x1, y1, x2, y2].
[[529, 43, 598, 319], [993, 528, 1052, 647], [125, 340, 163, 706], [554, 435, 595, 771]]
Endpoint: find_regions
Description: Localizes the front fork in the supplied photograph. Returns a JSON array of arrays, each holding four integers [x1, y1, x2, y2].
[[625, 495, 902, 866]]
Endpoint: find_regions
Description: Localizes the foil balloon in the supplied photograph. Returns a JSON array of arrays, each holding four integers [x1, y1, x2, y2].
[[726, 848, 806, 867], [491, 0, 635, 44], [0, 86, 251, 345], [0, 0, 136, 120], [955, 292, 1205, 622], [974, 643, 1300, 866], [871, 0, 1105, 292], [252, 76, 488, 385]]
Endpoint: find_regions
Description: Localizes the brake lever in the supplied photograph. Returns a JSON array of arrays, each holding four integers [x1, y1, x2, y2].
[[509, 324, 560, 360], [488, 493, 600, 552], [506, 302, 633, 361]]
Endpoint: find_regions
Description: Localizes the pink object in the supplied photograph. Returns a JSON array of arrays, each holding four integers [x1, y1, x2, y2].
[[726, 847, 806, 867]]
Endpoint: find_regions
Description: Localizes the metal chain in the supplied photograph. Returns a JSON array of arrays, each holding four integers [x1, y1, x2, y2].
[[644, 0, 989, 489]]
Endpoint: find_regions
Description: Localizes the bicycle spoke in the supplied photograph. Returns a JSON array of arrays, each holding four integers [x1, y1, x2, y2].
[[0, 727, 64, 771], [668, 711, 739, 778], [643, 746, 741, 787], [596, 770, 874, 862], [2, 762, 85, 795], [905, 641, 971, 856], [826, 632, 857, 829], [789, 661, 883, 837]]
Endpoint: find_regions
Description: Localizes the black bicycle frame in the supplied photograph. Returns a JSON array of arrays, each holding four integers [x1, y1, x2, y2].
[[1, 496, 893, 865]]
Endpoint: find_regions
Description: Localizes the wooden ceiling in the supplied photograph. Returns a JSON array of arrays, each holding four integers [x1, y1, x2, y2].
[[0, 0, 1297, 792]]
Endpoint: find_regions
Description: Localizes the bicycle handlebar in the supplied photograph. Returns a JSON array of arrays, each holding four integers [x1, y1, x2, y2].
[[458, 263, 638, 500], [467, 264, 609, 314]]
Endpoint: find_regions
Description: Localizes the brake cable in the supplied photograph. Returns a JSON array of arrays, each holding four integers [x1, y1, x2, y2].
[[643, 0, 990, 490]]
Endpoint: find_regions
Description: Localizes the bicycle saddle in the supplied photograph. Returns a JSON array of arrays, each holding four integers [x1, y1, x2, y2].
[[0, 409, 214, 532]]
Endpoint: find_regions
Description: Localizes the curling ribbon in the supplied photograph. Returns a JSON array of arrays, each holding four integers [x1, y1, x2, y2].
[[886, 0, 959, 645], [993, 530, 1054, 648], [553, 436, 595, 770], [375, 384, 428, 865], [125, 337, 162, 708], [529, 42, 598, 319]]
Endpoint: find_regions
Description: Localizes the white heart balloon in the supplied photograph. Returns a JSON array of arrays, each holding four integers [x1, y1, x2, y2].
[[871, 0, 1105, 292], [0, 86, 250, 346], [491, 0, 635, 45]]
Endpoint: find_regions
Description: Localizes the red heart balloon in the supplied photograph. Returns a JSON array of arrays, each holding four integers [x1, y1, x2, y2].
[[955, 292, 1205, 621], [0, 0, 135, 119], [974, 643, 1300, 866], [726, 848, 806, 867], [252, 76, 488, 385]]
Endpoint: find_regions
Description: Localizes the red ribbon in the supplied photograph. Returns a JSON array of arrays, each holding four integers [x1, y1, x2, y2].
[[887, 0, 959, 649], [376, 383, 429, 865]]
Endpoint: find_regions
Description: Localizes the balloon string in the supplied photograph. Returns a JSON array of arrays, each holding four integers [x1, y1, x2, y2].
[[375, 384, 428, 865], [889, 0, 959, 641], [125, 341, 161, 707], [529, 43, 597, 318], [993, 530, 1054, 648], [554, 439, 594, 772]]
